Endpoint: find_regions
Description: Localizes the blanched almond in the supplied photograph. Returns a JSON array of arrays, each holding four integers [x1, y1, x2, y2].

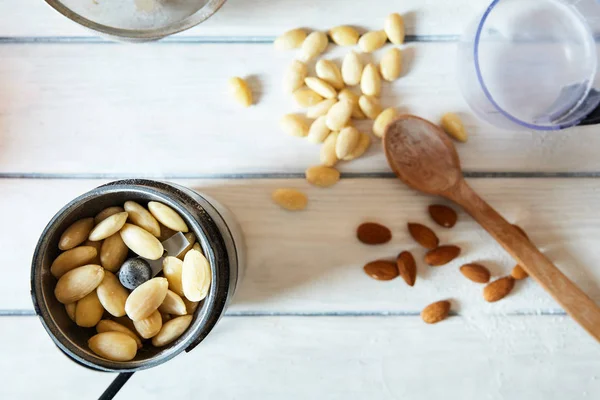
[[320, 131, 340, 167], [88, 332, 137, 361], [380, 48, 402, 81], [305, 165, 340, 188], [373, 107, 398, 138], [305, 77, 337, 99], [59, 218, 94, 250], [159, 290, 188, 316], [125, 277, 169, 321], [336, 126, 360, 159], [385, 13, 405, 44], [360, 63, 381, 97], [75, 291, 104, 328], [94, 207, 125, 224], [183, 298, 199, 315], [119, 223, 165, 260], [152, 315, 193, 347], [228, 77, 253, 107], [338, 88, 365, 119], [96, 271, 129, 317], [293, 88, 324, 108], [148, 202, 189, 233], [84, 240, 103, 264], [307, 116, 331, 144], [100, 233, 129, 272], [316, 60, 345, 90], [300, 31, 328, 61], [182, 250, 211, 302], [65, 302, 76, 322], [329, 26, 359, 46], [341, 51, 363, 86], [89, 212, 129, 242], [163, 256, 185, 297], [307, 99, 336, 119], [124, 201, 161, 237], [133, 310, 162, 339], [55, 264, 105, 304], [272, 188, 308, 211], [51, 246, 98, 278], [274, 28, 307, 50], [358, 30, 387, 53], [283, 60, 308, 93], [96, 320, 142, 349], [358, 95, 382, 120], [441, 113, 468, 142], [192, 243, 202, 253], [342, 132, 371, 161], [281, 114, 310, 137], [326, 99, 353, 131]]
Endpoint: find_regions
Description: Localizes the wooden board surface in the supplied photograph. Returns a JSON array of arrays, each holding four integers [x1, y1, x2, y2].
[[2, 316, 598, 399], [1, 42, 599, 176], [5, 178, 600, 315]]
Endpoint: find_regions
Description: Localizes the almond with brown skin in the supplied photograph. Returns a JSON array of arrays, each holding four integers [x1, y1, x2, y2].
[[460, 263, 491, 283], [512, 224, 530, 241], [483, 276, 515, 302], [407, 223, 439, 249], [424, 245, 461, 266], [357, 222, 392, 245], [428, 205, 457, 228], [396, 251, 417, 286], [421, 300, 451, 324], [363, 260, 399, 281], [511, 265, 529, 280]]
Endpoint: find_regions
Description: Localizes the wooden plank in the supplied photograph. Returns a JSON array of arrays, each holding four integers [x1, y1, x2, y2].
[[4, 178, 600, 315], [3, 0, 486, 38], [1, 316, 599, 399], [0, 42, 599, 175]]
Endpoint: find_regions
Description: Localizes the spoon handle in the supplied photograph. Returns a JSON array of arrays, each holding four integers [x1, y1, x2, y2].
[[448, 179, 600, 342]]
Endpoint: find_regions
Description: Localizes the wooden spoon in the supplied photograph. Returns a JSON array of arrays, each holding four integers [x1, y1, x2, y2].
[[383, 114, 600, 342]]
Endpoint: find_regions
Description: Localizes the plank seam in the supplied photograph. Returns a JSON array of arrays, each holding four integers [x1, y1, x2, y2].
[[1, 172, 600, 180], [0, 309, 568, 317], [0, 35, 459, 45]]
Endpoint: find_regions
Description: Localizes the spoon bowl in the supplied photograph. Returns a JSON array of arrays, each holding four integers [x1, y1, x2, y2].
[[383, 115, 463, 195]]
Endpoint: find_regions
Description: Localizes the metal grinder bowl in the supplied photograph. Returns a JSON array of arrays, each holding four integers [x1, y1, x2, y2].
[[30, 179, 245, 372], [44, 0, 227, 42]]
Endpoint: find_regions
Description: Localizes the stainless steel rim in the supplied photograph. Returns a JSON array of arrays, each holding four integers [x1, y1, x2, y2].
[[43, 0, 227, 41]]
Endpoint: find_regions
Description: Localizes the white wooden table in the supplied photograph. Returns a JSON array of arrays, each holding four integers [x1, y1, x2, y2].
[[2, 1, 600, 398]]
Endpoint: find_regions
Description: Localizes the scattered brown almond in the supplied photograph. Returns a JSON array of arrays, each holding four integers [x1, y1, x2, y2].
[[363, 260, 399, 281], [421, 300, 451, 324], [424, 245, 461, 266], [357, 222, 392, 245], [428, 204, 457, 228], [483, 276, 515, 302], [512, 224, 530, 242], [459, 263, 491, 283], [407, 223, 439, 249], [396, 251, 417, 287], [511, 265, 529, 280]]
